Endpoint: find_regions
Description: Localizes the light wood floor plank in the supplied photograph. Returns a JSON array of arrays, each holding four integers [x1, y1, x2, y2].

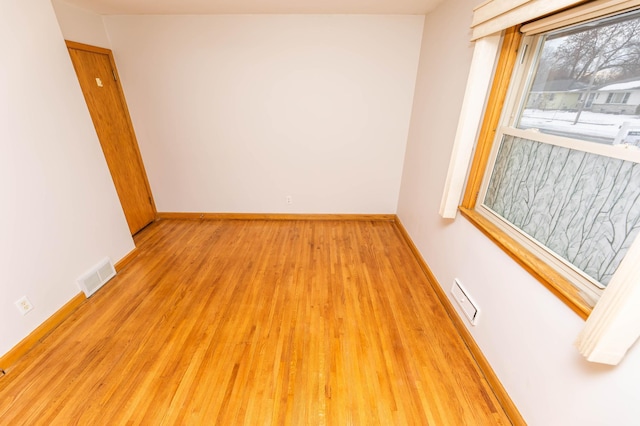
[[0, 219, 511, 425]]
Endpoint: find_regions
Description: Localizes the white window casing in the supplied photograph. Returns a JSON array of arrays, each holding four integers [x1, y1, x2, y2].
[[439, 34, 501, 219], [576, 234, 640, 365]]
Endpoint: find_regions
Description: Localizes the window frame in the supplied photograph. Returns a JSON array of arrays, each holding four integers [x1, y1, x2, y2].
[[459, 26, 597, 318], [449, 0, 640, 365], [462, 8, 640, 319]]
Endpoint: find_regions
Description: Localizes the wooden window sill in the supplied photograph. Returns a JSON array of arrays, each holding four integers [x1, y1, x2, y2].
[[459, 206, 592, 319]]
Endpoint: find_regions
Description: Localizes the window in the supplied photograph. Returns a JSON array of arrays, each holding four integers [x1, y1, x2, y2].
[[461, 7, 640, 317], [606, 92, 631, 103], [447, 0, 640, 365]]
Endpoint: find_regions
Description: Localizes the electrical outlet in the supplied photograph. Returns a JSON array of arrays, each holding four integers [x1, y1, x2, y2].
[[15, 296, 34, 315], [286, 195, 293, 205]]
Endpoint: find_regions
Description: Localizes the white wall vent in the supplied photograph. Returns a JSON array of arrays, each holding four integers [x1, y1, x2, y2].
[[77, 257, 116, 297], [451, 279, 480, 326]]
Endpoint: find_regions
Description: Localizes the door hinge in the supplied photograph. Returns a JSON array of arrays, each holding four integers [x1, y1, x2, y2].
[[111, 68, 117, 81]]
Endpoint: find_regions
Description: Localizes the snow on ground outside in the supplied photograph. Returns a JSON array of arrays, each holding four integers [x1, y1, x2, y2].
[[520, 109, 640, 142]]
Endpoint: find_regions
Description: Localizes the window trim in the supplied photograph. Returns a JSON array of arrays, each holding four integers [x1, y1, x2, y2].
[[454, 0, 640, 365], [460, 26, 594, 318]]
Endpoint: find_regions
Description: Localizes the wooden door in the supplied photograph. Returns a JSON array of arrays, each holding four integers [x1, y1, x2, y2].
[[66, 41, 155, 235]]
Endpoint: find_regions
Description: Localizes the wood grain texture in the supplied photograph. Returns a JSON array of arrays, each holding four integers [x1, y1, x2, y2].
[[0, 219, 513, 425], [157, 212, 396, 221], [66, 41, 156, 235], [461, 26, 522, 209], [460, 207, 590, 319], [114, 247, 139, 272], [0, 249, 138, 372], [458, 26, 590, 318], [0, 294, 86, 372], [394, 217, 527, 425]]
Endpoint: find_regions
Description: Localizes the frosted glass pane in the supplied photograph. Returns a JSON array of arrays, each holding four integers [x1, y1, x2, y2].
[[484, 135, 640, 286]]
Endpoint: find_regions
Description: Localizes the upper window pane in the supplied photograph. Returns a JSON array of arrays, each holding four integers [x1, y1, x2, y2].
[[517, 11, 640, 145]]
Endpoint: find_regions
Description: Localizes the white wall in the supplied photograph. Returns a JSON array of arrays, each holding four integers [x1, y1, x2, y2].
[[51, 0, 111, 48], [0, 0, 134, 358], [102, 15, 423, 214], [397, 1, 640, 425]]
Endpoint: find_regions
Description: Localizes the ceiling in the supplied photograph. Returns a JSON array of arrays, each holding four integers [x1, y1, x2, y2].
[[60, 0, 445, 15]]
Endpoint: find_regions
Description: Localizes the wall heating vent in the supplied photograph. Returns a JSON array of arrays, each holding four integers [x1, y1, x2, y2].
[[451, 279, 480, 326], [77, 258, 116, 297]]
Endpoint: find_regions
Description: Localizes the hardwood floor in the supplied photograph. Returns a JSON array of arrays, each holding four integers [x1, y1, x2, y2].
[[0, 219, 511, 425]]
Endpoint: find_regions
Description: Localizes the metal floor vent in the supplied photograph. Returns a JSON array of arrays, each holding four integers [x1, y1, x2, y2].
[[77, 258, 116, 297]]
